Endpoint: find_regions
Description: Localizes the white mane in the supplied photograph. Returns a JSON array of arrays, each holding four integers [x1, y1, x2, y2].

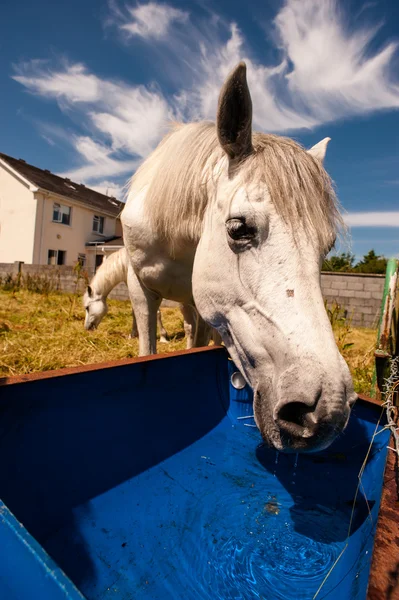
[[89, 248, 128, 297], [128, 121, 344, 250]]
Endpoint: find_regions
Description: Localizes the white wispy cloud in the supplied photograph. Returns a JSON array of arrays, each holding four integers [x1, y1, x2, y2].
[[120, 2, 188, 39], [14, 61, 171, 158], [275, 0, 399, 120], [90, 180, 126, 199], [345, 212, 399, 227], [182, 23, 318, 131], [14, 61, 100, 103], [12, 0, 399, 189], [58, 137, 137, 182], [13, 60, 170, 187], [89, 84, 171, 157], [40, 134, 55, 147], [182, 0, 399, 129]]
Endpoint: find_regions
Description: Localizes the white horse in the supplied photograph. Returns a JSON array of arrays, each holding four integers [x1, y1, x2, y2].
[[121, 62, 356, 453], [83, 248, 201, 348]]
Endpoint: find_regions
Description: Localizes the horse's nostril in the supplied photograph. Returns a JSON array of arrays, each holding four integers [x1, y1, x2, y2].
[[278, 402, 314, 428], [276, 400, 320, 438], [279, 403, 301, 427]]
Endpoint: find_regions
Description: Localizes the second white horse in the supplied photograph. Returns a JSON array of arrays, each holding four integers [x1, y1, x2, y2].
[[83, 248, 203, 349]]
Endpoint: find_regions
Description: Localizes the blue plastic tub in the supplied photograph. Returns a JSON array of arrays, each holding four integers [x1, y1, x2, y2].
[[0, 348, 391, 599]]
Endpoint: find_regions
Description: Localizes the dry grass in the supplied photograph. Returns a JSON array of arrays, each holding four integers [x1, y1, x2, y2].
[[0, 289, 377, 395], [0, 289, 187, 377], [335, 326, 376, 395], [325, 302, 377, 395]]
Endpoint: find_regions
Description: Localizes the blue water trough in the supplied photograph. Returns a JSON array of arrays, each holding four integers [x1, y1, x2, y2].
[[0, 347, 394, 599]]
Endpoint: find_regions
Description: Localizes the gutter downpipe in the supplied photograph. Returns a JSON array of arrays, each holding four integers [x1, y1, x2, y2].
[[37, 191, 48, 265]]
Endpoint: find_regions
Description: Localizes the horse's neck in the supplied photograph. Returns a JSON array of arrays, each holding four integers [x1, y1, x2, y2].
[[91, 249, 128, 297]]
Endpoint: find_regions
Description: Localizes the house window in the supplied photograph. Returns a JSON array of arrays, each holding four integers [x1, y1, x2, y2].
[[77, 253, 86, 267], [53, 203, 71, 225], [95, 254, 104, 269], [93, 215, 105, 234], [48, 249, 66, 265]]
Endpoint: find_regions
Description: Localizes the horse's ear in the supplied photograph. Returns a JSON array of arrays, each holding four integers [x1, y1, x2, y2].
[[87, 285, 92, 297], [307, 137, 331, 163], [217, 62, 253, 160]]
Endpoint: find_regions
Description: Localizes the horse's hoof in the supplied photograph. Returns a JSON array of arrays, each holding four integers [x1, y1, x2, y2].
[[159, 336, 168, 343]]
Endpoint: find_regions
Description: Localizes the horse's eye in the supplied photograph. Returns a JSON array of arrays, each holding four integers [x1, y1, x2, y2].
[[226, 218, 256, 241]]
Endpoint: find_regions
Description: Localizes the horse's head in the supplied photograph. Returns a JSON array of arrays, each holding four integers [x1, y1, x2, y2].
[[192, 62, 356, 453], [83, 285, 108, 330]]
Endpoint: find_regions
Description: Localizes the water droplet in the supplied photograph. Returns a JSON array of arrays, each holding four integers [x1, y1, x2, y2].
[[291, 453, 299, 485], [273, 451, 280, 476]]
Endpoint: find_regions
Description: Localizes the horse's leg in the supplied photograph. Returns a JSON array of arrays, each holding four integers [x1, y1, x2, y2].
[[130, 308, 139, 338], [179, 304, 197, 349], [127, 264, 161, 356], [157, 309, 168, 343], [194, 311, 213, 348]]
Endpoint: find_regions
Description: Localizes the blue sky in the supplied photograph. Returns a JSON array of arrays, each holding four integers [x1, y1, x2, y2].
[[1, 0, 399, 260]]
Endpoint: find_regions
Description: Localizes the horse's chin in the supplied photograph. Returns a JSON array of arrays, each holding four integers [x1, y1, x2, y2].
[[265, 431, 337, 454]]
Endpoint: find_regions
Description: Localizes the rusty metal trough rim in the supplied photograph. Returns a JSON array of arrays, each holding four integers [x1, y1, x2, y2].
[[0, 346, 392, 410], [0, 345, 396, 599], [0, 345, 222, 387]]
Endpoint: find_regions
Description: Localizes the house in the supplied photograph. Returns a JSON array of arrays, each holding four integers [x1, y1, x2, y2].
[[0, 152, 125, 271], [85, 237, 124, 263]]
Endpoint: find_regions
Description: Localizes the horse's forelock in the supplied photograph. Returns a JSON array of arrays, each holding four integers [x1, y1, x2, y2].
[[245, 134, 345, 250]]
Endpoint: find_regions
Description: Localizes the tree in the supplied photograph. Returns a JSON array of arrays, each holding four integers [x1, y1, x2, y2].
[[322, 252, 355, 272], [353, 250, 387, 274]]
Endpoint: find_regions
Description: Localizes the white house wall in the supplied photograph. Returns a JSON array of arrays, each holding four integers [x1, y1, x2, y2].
[[34, 193, 119, 268], [0, 164, 37, 263]]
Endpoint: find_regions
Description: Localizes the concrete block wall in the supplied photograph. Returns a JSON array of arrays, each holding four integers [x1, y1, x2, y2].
[[0, 262, 90, 295], [0, 262, 20, 279], [109, 282, 129, 301], [0, 262, 132, 302], [0, 263, 386, 328], [321, 272, 385, 328]]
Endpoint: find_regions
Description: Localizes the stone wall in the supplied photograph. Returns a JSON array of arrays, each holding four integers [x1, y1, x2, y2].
[[321, 272, 385, 328], [0, 262, 385, 328], [0, 262, 92, 295]]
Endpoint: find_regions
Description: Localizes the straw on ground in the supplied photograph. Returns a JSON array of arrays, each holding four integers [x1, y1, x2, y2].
[[0, 289, 376, 394]]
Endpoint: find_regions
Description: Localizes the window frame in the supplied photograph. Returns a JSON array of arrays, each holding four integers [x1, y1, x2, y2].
[[52, 202, 71, 226], [92, 214, 105, 235], [47, 249, 66, 265]]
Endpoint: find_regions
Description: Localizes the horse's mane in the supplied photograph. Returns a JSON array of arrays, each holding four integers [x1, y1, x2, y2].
[[128, 121, 344, 249], [89, 248, 128, 297]]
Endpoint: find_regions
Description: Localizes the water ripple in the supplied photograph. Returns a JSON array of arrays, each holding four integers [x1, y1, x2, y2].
[[174, 486, 346, 600]]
